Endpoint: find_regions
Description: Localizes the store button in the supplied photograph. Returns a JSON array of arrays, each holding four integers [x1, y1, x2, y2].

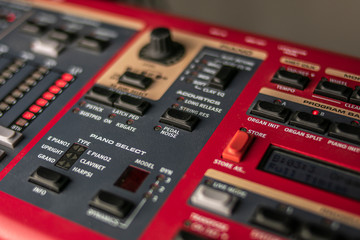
[[222, 130, 254, 162]]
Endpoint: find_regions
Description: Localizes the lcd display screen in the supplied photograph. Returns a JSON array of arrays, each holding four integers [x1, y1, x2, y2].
[[259, 147, 360, 201]]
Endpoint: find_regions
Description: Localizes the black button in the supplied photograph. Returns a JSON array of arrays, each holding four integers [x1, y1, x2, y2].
[[314, 79, 353, 102], [250, 206, 297, 235], [350, 86, 360, 105], [89, 190, 134, 219], [85, 85, 118, 106], [160, 108, 199, 131], [77, 35, 110, 52], [328, 123, 360, 145], [271, 68, 310, 90], [174, 230, 207, 240], [21, 20, 49, 34], [209, 65, 238, 90], [113, 95, 150, 116], [28, 166, 70, 193], [48, 29, 72, 43], [289, 111, 330, 134], [250, 100, 291, 123], [297, 223, 338, 240], [118, 71, 153, 90]]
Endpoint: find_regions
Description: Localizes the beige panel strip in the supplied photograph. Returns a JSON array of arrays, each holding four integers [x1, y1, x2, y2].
[[205, 169, 360, 229], [260, 88, 360, 120], [19, 0, 144, 29], [280, 57, 320, 72], [96, 29, 267, 101], [326, 68, 360, 83]]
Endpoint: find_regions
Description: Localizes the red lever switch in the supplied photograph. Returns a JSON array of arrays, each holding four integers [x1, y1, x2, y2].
[[222, 130, 254, 162]]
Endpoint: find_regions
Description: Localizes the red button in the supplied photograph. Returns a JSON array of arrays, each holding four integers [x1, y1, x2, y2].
[[55, 80, 68, 88], [222, 130, 254, 163], [22, 111, 35, 120], [42, 92, 55, 100], [61, 73, 74, 82], [29, 104, 42, 113], [49, 85, 62, 94], [36, 98, 49, 107]]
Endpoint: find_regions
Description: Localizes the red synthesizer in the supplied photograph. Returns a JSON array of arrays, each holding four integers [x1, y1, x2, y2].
[[0, 0, 359, 239]]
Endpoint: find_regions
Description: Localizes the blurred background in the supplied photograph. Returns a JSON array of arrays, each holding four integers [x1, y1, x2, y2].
[[113, 0, 360, 58]]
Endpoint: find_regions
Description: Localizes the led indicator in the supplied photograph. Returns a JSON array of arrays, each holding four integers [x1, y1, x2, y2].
[[312, 110, 319, 115]]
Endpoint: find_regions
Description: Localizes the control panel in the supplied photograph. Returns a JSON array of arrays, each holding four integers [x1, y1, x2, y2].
[[0, 0, 358, 240]]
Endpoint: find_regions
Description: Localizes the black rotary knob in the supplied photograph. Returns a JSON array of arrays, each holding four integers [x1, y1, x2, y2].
[[139, 27, 185, 65]]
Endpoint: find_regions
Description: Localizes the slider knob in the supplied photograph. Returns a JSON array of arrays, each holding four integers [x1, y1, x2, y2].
[[139, 27, 185, 65]]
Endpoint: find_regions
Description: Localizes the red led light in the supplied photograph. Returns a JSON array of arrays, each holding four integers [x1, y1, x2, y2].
[[7, 13, 16, 23], [42, 92, 55, 101], [312, 110, 319, 115], [61, 73, 74, 82], [48, 85, 62, 94], [29, 105, 42, 113], [55, 80, 68, 88], [22, 111, 35, 120], [36, 98, 49, 107]]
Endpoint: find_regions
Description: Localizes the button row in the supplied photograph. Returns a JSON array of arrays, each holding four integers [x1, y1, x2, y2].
[[85, 85, 150, 116], [251, 206, 343, 239], [86, 86, 201, 131], [251, 100, 360, 145], [0, 65, 48, 118], [271, 69, 360, 106], [0, 58, 25, 87], [28, 166, 135, 219], [10, 73, 74, 132], [22, 16, 112, 55], [184, 55, 239, 90]]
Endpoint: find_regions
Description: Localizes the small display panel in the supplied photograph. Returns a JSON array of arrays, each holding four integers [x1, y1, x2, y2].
[[259, 147, 360, 201], [114, 165, 149, 192]]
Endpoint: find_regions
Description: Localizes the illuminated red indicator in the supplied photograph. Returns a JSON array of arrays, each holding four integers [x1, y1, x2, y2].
[[7, 13, 16, 23], [36, 98, 49, 107], [22, 111, 35, 120], [61, 73, 74, 82], [49, 85, 62, 94], [42, 92, 55, 100], [29, 105, 42, 113], [312, 110, 320, 115], [55, 80, 68, 88]]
